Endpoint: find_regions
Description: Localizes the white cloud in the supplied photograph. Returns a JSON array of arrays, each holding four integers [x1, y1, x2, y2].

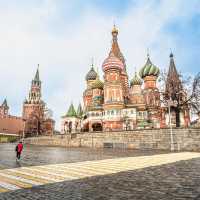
[[0, 0, 199, 130]]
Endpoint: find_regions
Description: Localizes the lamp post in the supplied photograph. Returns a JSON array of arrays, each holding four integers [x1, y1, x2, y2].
[[22, 118, 26, 140], [168, 98, 174, 151]]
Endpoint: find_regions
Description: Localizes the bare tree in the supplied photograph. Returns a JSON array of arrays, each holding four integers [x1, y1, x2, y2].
[[159, 70, 200, 127]]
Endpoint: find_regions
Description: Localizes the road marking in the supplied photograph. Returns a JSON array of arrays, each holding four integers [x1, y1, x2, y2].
[[4, 170, 50, 184], [0, 152, 199, 194], [0, 181, 20, 191], [9, 168, 59, 182], [0, 172, 41, 185], [0, 175, 32, 188]]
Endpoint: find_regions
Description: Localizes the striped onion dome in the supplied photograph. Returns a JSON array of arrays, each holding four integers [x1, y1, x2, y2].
[[85, 66, 97, 81], [102, 52, 124, 72], [91, 77, 104, 89], [130, 72, 142, 86], [139, 55, 160, 78]]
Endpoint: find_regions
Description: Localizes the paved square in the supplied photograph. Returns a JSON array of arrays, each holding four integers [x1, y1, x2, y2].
[[0, 152, 200, 199]]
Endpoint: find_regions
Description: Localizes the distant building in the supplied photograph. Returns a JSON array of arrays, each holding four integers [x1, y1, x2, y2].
[[61, 26, 190, 133], [23, 66, 55, 136], [0, 99, 23, 135]]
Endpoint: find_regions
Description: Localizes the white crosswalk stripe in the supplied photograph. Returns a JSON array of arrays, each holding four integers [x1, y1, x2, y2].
[[0, 181, 20, 191], [0, 172, 41, 185]]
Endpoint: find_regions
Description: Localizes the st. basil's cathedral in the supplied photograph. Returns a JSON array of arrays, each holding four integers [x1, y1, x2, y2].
[[61, 26, 190, 133]]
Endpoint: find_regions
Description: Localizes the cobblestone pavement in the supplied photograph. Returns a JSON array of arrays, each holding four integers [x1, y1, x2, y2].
[[0, 143, 169, 170], [0, 152, 200, 199]]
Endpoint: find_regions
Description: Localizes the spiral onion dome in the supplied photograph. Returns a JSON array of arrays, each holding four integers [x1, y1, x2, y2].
[[130, 72, 142, 86], [85, 67, 97, 81], [91, 78, 104, 89], [102, 52, 124, 72], [139, 56, 160, 78]]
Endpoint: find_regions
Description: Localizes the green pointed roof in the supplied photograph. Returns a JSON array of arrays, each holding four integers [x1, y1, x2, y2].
[[34, 66, 40, 82], [1, 99, 8, 108], [66, 103, 77, 117], [77, 103, 83, 117]]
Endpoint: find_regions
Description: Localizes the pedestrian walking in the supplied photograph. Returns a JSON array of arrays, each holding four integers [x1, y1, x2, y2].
[[15, 141, 23, 161]]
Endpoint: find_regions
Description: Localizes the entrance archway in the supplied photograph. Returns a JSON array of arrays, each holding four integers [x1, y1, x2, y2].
[[83, 122, 89, 132], [92, 123, 102, 132]]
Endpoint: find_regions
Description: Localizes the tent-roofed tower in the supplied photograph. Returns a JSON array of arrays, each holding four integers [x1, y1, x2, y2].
[[61, 103, 82, 133], [164, 53, 190, 127], [165, 53, 183, 100], [23, 65, 55, 136], [77, 103, 83, 118], [109, 25, 129, 101], [66, 103, 77, 117], [109, 25, 126, 70]]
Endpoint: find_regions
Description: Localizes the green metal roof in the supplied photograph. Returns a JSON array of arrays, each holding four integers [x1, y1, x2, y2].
[[77, 103, 83, 117], [66, 103, 77, 117], [1, 99, 8, 108]]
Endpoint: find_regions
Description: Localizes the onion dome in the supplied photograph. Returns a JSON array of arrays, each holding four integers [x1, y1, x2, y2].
[[139, 55, 160, 78], [85, 66, 97, 81], [112, 24, 118, 35], [102, 52, 124, 72], [91, 76, 104, 89], [130, 72, 142, 86]]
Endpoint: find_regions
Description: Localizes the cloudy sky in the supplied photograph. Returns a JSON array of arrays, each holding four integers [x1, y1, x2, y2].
[[0, 0, 200, 129]]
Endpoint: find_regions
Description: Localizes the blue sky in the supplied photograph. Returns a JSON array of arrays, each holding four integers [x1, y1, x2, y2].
[[0, 0, 200, 129]]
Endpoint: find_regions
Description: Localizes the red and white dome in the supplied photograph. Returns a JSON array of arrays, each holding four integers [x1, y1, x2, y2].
[[102, 52, 124, 72]]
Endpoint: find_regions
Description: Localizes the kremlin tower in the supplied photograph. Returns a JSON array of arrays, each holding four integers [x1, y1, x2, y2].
[[23, 66, 55, 136]]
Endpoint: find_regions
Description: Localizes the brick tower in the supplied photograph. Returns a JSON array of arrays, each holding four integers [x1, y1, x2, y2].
[[23, 66, 55, 136], [139, 54, 160, 128], [102, 27, 127, 131], [109, 25, 129, 101], [165, 53, 190, 127]]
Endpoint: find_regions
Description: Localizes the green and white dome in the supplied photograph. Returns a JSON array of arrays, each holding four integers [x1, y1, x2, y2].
[[130, 72, 142, 86], [139, 55, 160, 78]]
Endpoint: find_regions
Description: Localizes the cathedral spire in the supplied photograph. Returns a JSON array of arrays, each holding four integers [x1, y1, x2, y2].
[[109, 24, 126, 71], [168, 52, 179, 79], [2, 98, 8, 108], [165, 52, 183, 99], [34, 64, 40, 82]]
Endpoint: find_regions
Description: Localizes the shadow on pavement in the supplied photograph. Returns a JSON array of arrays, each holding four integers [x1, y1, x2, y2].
[[0, 157, 200, 200]]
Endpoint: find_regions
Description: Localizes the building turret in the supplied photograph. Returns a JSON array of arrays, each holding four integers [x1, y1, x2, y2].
[[140, 54, 161, 128], [77, 103, 83, 118], [0, 99, 9, 117], [83, 63, 97, 111], [91, 75, 104, 110], [109, 25, 129, 101], [102, 44, 125, 130], [22, 65, 55, 136], [61, 103, 79, 133], [28, 65, 42, 104], [130, 72, 144, 105], [164, 53, 190, 127]]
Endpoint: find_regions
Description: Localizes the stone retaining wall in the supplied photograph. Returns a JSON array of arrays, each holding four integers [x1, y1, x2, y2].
[[24, 128, 200, 151]]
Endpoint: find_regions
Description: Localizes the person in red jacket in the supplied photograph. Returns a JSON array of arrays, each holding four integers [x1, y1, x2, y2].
[[15, 141, 23, 160]]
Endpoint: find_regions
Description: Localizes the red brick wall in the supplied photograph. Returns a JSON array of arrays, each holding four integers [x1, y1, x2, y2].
[[0, 116, 23, 135]]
